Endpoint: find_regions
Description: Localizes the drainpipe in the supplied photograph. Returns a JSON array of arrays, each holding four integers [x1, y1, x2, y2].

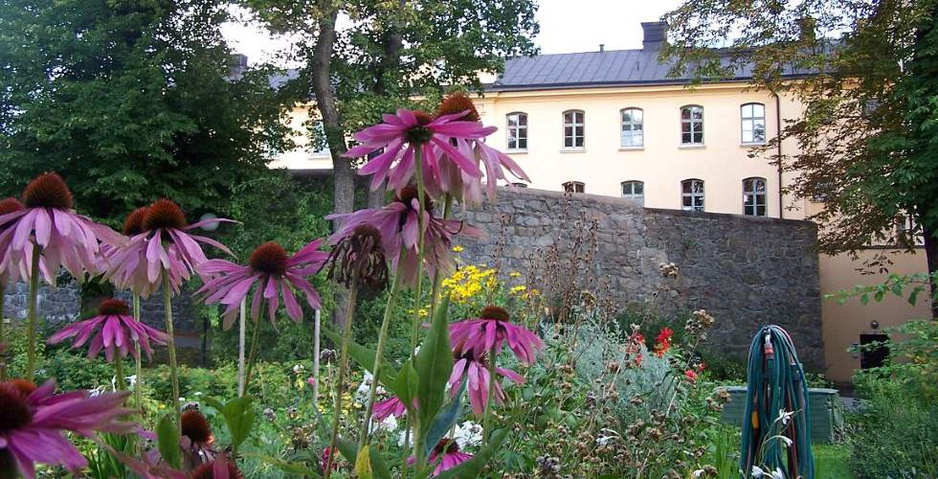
[[774, 91, 784, 219]]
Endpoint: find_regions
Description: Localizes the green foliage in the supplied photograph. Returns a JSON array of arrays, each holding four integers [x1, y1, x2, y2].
[[157, 413, 182, 469], [0, 0, 291, 223], [203, 396, 257, 454], [663, 0, 938, 258]]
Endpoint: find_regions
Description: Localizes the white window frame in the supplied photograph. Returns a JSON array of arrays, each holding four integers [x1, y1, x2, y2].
[[681, 179, 705, 211], [620, 108, 644, 148], [743, 177, 767, 216], [621, 181, 645, 206], [741, 103, 766, 144], [563, 110, 585, 149], [506, 112, 528, 151], [680, 105, 704, 145]]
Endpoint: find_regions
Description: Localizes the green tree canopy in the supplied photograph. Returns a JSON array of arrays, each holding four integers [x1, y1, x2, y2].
[[0, 0, 292, 223]]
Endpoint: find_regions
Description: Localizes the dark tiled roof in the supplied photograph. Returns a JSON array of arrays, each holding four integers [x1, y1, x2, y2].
[[488, 48, 802, 92]]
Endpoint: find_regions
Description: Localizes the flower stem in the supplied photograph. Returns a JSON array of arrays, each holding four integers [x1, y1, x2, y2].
[[25, 245, 40, 381], [114, 356, 125, 390], [409, 148, 428, 357], [162, 273, 181, 433], [358, 272, 403, 451], [237, 298, 247, 397], [243, 313, 262, 395], [133, 294, 143, 414], [0, 279, 6, 381], [324, 279, 360, 479], [482, 345, 497, 445], [427, 193, 454, 319]]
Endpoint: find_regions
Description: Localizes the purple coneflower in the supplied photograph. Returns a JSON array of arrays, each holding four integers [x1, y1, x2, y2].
[[0, 379, 132, 478], [47, 298, 169, 362], [328, 186, 483, 286], [433, 93, 530, 203], [0, 173, 123, 283], [0, 198, 32, 285], [345, 108, 494, 193], [449, 306, 543, 366], [407, 438, 473, 476], [191, 455, 243, 479], [197, 239, 327, 327], [372, 396, 408, 422], [104, 199, 232, 296], [448, 349, 524, 416]]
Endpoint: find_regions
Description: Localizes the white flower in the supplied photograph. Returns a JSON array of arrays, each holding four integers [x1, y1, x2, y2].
[[453, 421, 483, 448], [293, 364, 304, 374], [771, 467, 785, 479], [692, 470, 705, 478], [751, 465, 765, 478], [777, 435, 793, 447], [126, 374, 137, 387], [370, 414, 398, 433], [778, 408, 795, 426]]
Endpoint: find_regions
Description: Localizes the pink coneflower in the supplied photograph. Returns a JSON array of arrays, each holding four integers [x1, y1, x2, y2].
[[0, 198, 32, 285], [372, 396, 408, 422], [449, 306, 543, 366], [328, 186, 483, 286], [191, 455, 243, 479], [47, 299, 169, 362], [197, 239, 327, 327], [345, 108, 495, 193], [0, 173, 123, 283], [448, 349, 524, 416], [104, 199, 232, 296], [433, 93, 530, 203], [0, 379, 132, 478], [427, 438, 473, 476]]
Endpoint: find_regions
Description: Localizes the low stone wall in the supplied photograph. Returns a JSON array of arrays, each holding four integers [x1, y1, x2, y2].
[[457, 188, 823, 370]]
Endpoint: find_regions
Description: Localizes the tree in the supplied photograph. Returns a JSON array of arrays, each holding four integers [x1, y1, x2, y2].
[[0, 0, 291, 223], [244, 0, 539, 323], [662, 0, 938, 316]]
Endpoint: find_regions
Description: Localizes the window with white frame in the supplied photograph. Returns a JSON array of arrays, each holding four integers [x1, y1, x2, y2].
[[681, 179, 705, 211], [743, 177, 767, 216], [680, 105, 704, 145], [621, 181, 644, 205], [506, 112, 528, 150], [563, 181, 585, 193], [620, 108, 644, 147], [741, 103, 766, 144], [563, 110, 585, 148]]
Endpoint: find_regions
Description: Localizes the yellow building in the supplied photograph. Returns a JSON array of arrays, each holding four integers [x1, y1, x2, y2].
[[272, 22, 930, 383]]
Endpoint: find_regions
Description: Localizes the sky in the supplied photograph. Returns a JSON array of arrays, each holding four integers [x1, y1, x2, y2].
[[221, 0, 686, 66]]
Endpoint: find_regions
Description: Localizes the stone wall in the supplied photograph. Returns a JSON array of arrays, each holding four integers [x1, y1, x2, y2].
[[457, 188, 823, 370]]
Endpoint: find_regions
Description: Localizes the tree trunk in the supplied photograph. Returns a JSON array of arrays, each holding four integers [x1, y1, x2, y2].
[[922, 224, 938, 319], [311, 1, 353, 327]]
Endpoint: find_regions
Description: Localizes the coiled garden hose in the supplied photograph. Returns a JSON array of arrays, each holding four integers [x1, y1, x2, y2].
[[739, 325, 814, 479]]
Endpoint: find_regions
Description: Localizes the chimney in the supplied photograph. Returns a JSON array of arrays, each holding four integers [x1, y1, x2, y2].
[[641, 21, 667, 51], [599, 43, 605, 53]]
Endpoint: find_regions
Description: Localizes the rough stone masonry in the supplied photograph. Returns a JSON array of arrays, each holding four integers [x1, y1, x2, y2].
[[456, 187, 823, 370]]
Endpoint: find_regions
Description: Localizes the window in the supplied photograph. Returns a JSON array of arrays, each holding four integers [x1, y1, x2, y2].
[[506, 112, 528, 150], [620, 108, 644, 147], [563, 181, 585, 193], [563, 110, 585, 148], [310, 121, 330, 156], [680, 105, 704, 145], [741, 103, 766, 144], [621, 181, 644, 206], [743, 177, 767, 216], [681, 179, 704, 211]]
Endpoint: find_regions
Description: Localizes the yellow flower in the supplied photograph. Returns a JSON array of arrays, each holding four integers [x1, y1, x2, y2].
[[510, 285, 527, 295], [509, 271, 521, 278], [452, 245, 464, 253]]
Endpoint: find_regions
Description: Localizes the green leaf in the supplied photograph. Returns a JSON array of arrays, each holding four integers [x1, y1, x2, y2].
[[335, 437, 393, 479], [242, 452, 323, 478], [323, 328, 398, 388], [156, 413, 181, 470], [860, 294, 869, 305], [424, 379, 466, 456], [395, 359, 419, 408], [221, 396, 256, 453], [432, 429, 509, 479], [415, 295, 454, 428]]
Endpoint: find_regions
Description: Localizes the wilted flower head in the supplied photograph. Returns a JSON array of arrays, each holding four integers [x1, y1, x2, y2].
[[181, 409, 215, 468], [104, 199, 233, 297], [0, 173, 123, 284], [328, 186, 483, 287], [46, 298, 170, 362], [449, 305, 543, 365], [190, 455, 243, 479], [197, 239, 327, 327], [326, 223, 388, 292], [345, 108, 495, 194], [0, 379, 132, 478]]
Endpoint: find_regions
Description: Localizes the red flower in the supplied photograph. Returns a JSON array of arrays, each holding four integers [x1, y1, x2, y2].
[[653, 327, 673, 357], [684, 369, 698, 382]]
